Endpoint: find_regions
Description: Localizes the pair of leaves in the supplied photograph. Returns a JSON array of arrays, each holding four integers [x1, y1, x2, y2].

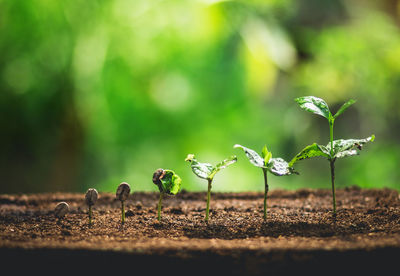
[[295, 96, 356, 121], [154, 169, 182, 195], [289, 135, 375, 166], [185, 154, 237, 180], [234, 144, 296, 176]]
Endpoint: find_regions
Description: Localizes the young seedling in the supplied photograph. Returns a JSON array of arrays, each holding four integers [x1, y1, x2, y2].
[[234, 144, 297, 220], [85, 188, 98, 225], [290, 96, 375, 215], [152, 168, 182, 221], [54, 202, 69, 219], [116, 182, 131, 224], [185, 154, 237, 222]]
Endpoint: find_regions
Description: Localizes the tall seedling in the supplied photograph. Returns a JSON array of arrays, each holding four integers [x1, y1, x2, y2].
[[234, 144, 297, 220], [290, 96, 374, 215], [185, 154, 237, 222]]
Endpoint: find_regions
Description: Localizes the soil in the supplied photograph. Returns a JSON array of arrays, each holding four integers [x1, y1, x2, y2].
[[1, 187, 399, 275]]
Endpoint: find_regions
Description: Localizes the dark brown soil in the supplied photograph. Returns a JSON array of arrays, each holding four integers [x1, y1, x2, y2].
[[1, 187, 399, 275]]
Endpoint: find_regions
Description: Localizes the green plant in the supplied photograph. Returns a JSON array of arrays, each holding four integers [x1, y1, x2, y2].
[[85, 188, 98, 225], [185, 154, 237, 222], [290, 96, 375, 215], [234, 144, 297, 220], [152, 168, 182, 221], [116, 182, 131, 224]]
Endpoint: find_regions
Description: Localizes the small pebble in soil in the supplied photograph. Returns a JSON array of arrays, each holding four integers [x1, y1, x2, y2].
[[54, 202, 69, 218], [125, 210, 134, 217]]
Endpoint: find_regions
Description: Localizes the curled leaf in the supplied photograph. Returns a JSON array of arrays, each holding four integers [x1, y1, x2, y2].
[[160, 170, 182, 195], [234, 144, 265, 168], [295, 96, 331, 119], [185, 154, 214, 179], [261, 145, 272, 165], [289, 143, 330, 167]]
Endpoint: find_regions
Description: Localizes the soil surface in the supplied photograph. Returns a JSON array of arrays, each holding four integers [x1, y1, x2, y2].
[[1, 187, 399, 275]]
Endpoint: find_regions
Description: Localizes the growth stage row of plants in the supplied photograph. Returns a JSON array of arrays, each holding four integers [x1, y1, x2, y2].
[[54, 96, 374, 224]]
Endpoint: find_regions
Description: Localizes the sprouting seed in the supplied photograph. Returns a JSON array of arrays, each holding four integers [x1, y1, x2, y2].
[[152, 168, 181, 221], [85, 188, 98, 225], [54, 202, 69, 218], [116, 182, 131, 224]]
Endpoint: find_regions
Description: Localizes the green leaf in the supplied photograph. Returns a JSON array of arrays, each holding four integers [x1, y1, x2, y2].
[[209, 155, 237, 179], [261, 145, 272, 165], [333, 99, 356, 119], [160, 170, 182, 195], [234, 144, 265, 168], [327, 135, 375, 158], [295, 96, 331, 119], [268, 158, 297, 176], [185, 154, 214, 179], [289, 143, 330, 167], [186, 154, 237, 180]]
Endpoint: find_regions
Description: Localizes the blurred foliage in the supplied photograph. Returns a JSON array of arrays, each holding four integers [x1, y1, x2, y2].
[[0, 0, 399, 193]]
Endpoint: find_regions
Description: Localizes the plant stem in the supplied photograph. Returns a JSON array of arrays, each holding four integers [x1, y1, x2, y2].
[[89, 205, 92, 225], [262, 168, 269, 220], [329, 119, 334, 157], [205, 179, 212, 222], [158, 192, 164, 221], [121, 201, 125, 224], [330, 159, 336, 215]]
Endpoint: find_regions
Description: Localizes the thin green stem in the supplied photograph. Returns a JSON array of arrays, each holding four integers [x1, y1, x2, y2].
[[330, 159, 336, 215], [158, 192, 164, 221], [262, 168, 269, 220], [205, 179, 212, 223], [329, 119, 334, 157], [88, 205, 92, 225], [121, 201, 125, 224]]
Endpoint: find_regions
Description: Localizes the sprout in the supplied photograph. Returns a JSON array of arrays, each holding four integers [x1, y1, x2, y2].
[[116, 182, 131, 224], [54, 202, 69, 219], [291, 96, 374, 215], [85, 188, 98, 225], [185, 154, 237, 222], [234, 144, 297, 220], [152, 168, 182, 221]]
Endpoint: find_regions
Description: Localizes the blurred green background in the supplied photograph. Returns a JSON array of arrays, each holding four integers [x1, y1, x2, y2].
[[1, 0, 399, 193]]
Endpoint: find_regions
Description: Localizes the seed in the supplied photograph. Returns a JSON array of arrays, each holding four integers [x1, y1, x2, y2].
[[116, 182, 131, 202], [152, 169, 165, 185], [54, 202, 69, 218], [85, 188, 98, 206]]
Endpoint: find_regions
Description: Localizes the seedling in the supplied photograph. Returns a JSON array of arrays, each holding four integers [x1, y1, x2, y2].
[[234, 144, 297, 220], [54, 202, 69, 219], [116, 182, 131, 224], [185, 154, 237, 222], [152, 168, 182, 221], [290, 96, 375, 215], [85, 188, 98, 225]]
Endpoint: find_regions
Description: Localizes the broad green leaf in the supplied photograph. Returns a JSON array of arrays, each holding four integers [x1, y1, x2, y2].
[[289, 143, 330, 167], [333, 99, 356, 119], [295, 96, 331, 119], [268, 158, 297, 176], [261, 145, 272, 165], [160, 170, 182, 195], [234, 144, 265, 168], [185, 154, 214, 179], [327, 135, 375, 158]]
